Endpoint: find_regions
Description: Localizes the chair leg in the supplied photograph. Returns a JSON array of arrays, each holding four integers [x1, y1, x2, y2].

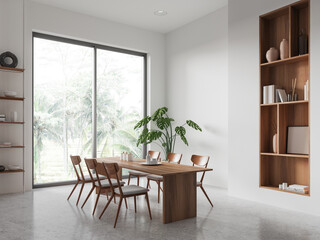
[[128, 174, 131, 185], [200, 185, 214, 207], [99, 195, 114, 219], [134, 196, 137, 213], [106, 190, 109, 200], [124, 198, 128, 209], [137, 176, 140, 186], [67, 181, 79, 200], [146, 179, 150, 189], [93, 189, 101, 215], [145, 193, 152, 220], [114, 197, 123, 228], [81, 186, 95, 208], [157, 181, 160, 203], [76, 182, 85, 206]]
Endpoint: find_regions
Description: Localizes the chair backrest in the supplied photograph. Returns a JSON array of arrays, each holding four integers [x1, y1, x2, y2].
[[148, 150, 160, 160], [84, 158, 104, 187], [167, 152, 182, 164], [70, 155, 85, 181], [103, 163, 123, 196], [191, 155, 210, 183]]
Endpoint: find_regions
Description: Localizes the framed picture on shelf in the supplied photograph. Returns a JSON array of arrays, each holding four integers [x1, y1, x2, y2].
[[287, 126, 309, 155]]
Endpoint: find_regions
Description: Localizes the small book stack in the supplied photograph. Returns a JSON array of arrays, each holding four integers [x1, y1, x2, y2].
[[0, 114, 5, 122], [263, 85, 277, 104], [287, 184, 309, 194]]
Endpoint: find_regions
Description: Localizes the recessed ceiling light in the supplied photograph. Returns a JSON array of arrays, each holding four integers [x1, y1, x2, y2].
[[154, 10, 168, 16]]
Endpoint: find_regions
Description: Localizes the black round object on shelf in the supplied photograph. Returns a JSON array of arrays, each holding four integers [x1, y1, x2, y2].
[[0, 165, 5, 172], [0, 51, 18, 68]]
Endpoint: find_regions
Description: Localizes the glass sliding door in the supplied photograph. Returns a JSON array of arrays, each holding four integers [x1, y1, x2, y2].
[[33, 33, 146, 186], [96, 49, 145, 160], [33, 36, 94, 185]]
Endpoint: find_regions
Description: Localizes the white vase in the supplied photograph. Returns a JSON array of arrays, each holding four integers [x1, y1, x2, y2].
[[272, 133, 278, 153], [266, 47, 279, 63], [280, 39, 289, 60]]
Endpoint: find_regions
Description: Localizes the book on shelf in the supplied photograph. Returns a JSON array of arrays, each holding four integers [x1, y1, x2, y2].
[[276, 89, 287, 102], [263, 85, 277, 104]]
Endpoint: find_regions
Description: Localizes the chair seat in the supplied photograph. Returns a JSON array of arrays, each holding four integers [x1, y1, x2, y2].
[[128, 170, 149, 176], [115, 185, 149, 196], [96, 179, 125, 188], [83, 175, 106, 182], [147, 174, 163, 181]]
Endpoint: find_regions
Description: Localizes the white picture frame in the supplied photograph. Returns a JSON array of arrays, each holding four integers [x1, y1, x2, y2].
[[287, 126, 309, 155]]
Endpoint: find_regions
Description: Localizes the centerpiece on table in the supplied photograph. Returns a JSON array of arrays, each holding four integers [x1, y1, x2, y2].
[[134, 107, 202, 161]]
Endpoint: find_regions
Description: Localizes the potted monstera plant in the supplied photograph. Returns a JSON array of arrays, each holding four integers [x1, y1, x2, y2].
[[134, 107, 202, 160]]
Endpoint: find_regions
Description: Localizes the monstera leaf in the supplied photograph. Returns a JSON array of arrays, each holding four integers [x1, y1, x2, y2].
[[146, 130, 162, 144], [186, 120, 202, 131], [136, 128, 149, 146], [156, 117, 174, 130], [151, 107, 168, 121], [134, 116, 151, 130], [175, 126, 188, 146]]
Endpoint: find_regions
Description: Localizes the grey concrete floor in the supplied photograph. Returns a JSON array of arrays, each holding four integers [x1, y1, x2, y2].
[[1, 179, 320, 240]]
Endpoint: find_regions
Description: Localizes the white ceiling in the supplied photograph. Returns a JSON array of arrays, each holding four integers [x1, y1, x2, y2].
[[31, 0, 228, 33]]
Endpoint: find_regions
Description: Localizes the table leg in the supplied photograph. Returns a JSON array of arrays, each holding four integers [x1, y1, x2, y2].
[[162, 172, 196, 224]]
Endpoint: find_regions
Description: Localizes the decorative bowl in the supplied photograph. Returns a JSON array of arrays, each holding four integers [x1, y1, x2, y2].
[[7, 165, 20, 170], [4, 91, 17, 97]]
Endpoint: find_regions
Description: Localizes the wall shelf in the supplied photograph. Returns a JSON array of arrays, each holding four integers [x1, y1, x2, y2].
[[259, 0, 310, 196], [0, 122, 24, 125], [261, 186, 310, 196], [0, 66, 24, 72], [0, 146, 24, 149], [0, 169, 24, 174], [260, 54, 308, 68], [0, 96, 24, 101]]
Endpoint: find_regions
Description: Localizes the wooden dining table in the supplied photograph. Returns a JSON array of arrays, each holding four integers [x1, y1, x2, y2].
[[96, 157, 213, 224]]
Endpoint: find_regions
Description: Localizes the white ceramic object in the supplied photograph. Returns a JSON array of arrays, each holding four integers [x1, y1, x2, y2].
[[280, 39, 289, 60], [266, 47, 279, 62], [272, 133, 278, 153], [4, 91, 17, 97], [3, 142, 12, 146], [128, 153, 133, 161], [7, 165, 20, 170], [10, 111, 18, 122]]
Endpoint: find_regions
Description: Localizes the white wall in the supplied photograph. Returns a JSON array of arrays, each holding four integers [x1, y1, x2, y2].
[[166, 7, 228, 188], [228, 0, 320, 216]]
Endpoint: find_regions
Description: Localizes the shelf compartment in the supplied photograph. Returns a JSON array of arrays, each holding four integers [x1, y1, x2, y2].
[[260, 105, 277, 153], [0, 66, 24, 72], [0, 96, 24, 101], [260, 186, 309, 196], [290, 1, 309, 57], [260, 7, 289, 64], [279, 102, 308, 154], [260, 155, 310, 194], [260, 54, 308, 68], [0, 169, 24, 174], [261, 59, 309, 103]]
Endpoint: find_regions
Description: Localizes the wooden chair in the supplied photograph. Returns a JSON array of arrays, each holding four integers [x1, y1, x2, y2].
[[67, 155, 105, 206], [127, 150, 160, 186], [100, 162, 152, 228], [191, 154, 213, 207], [82, 158, 126, 215], [146, 152, 182, 203]]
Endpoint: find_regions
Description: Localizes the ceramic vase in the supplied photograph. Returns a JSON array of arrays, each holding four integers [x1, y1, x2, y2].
[[272, 133, 278, 153], [280, 39, 289, 60], [266, 47, 279, 63]]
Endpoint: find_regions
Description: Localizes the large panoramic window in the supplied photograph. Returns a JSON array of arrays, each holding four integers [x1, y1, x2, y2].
[[33, 34, 146, 186]]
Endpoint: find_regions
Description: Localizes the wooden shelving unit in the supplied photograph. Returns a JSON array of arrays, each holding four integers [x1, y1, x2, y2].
[[259, 0, 310, 196], [0, 96, 24, 101], [0, 66, 24, 72], [0, 122, 24, 125]]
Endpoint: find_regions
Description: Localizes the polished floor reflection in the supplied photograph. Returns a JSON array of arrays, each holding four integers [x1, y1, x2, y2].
[[1, 180, 320, 240]]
